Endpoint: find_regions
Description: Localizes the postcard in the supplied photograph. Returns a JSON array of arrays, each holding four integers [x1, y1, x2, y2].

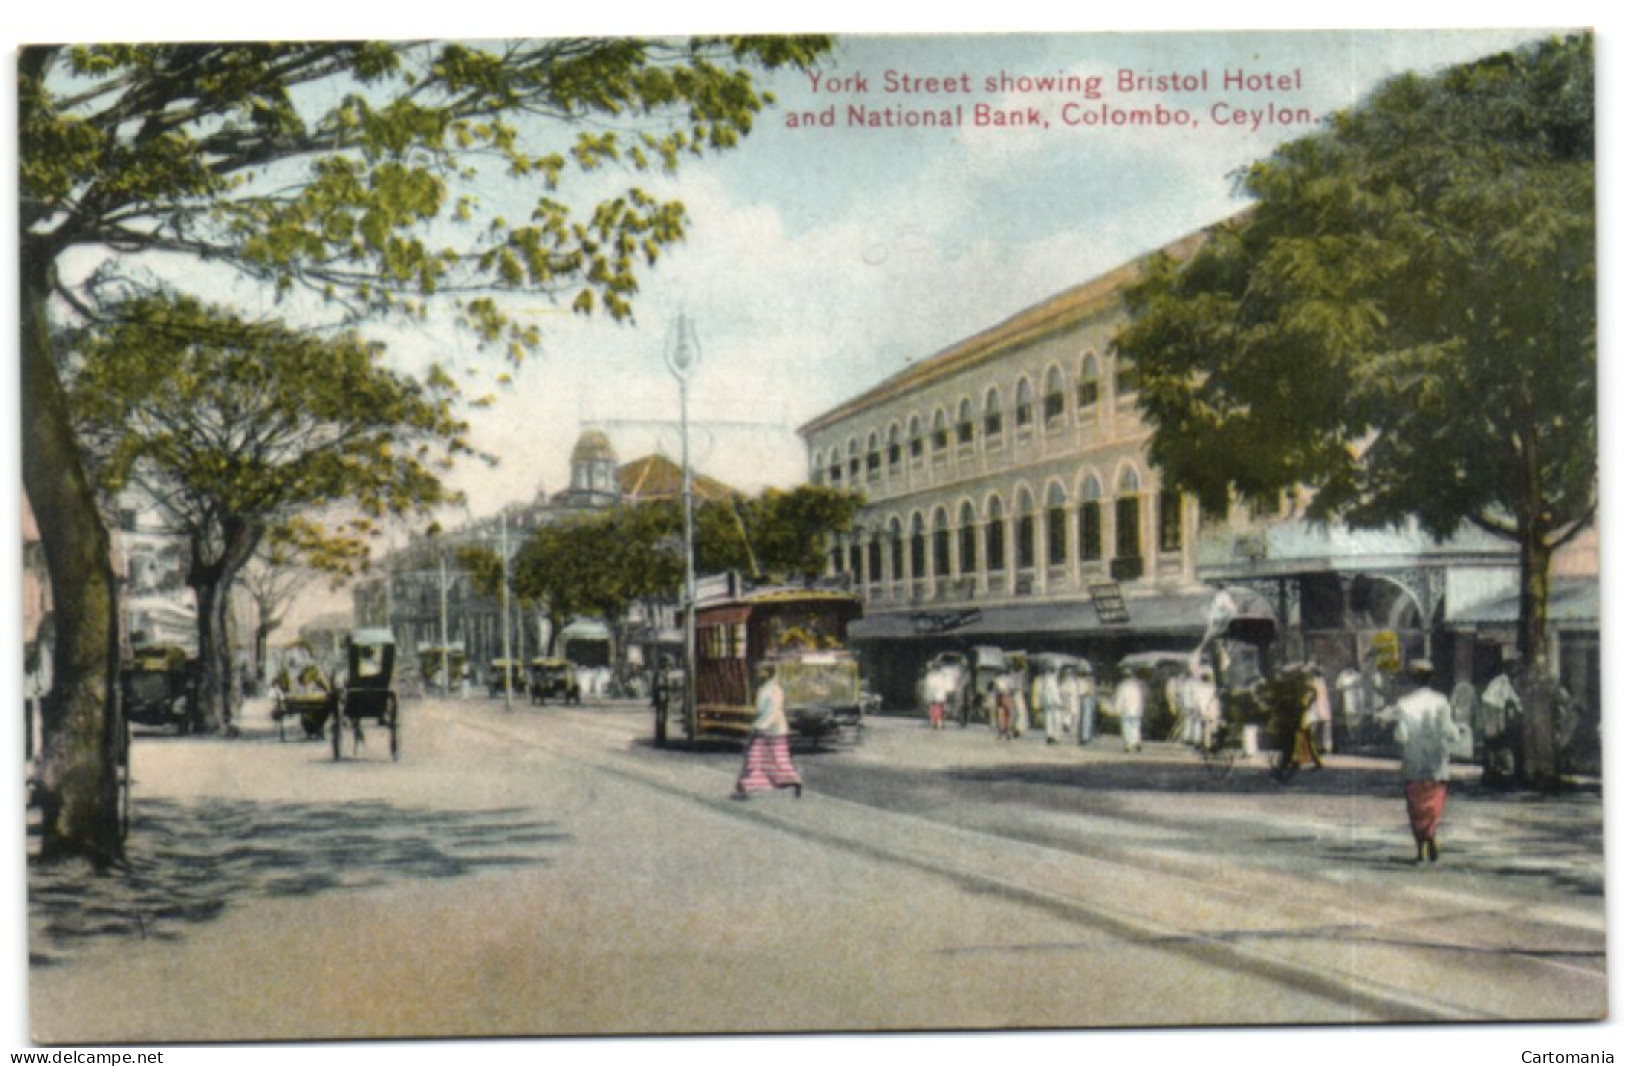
[[13, 22, 1608, 1065]]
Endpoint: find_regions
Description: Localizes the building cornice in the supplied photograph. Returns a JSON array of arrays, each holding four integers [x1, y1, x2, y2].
[[797, 223, 1220, 439]]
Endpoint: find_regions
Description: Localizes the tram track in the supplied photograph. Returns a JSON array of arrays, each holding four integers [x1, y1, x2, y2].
[[435, 702, 1604, 1024]]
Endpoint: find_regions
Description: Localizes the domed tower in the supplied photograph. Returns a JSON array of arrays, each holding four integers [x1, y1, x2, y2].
[[560, 429, 620, 510]]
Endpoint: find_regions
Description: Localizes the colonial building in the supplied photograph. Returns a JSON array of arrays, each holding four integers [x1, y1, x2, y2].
[[351, 430, 736, 685], [799, 229, 1219, 706], [799, 224, 1596, 726]]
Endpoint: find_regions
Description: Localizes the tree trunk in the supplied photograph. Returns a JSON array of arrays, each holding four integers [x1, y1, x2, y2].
[[21, 255, 124, 865], [189, 529, 258, 734], [1517, 530, 1561, 791]]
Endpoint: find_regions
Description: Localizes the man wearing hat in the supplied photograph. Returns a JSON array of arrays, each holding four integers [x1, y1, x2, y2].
[[1394, 659, 1462, 863]]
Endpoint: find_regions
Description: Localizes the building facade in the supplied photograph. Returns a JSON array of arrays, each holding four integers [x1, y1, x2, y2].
[[799, 231, 1220, 707], [799, 225, 1594, 730]]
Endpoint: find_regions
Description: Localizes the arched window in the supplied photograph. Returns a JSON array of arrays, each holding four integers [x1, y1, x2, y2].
[[1158, 488, 1183, 553], [811, 449, 824, 485], [956, 398, 975, 445], [1015, 488, 1036, 571], [826, 447, 842, 485], [986, 497, 1006, 572], [1043, 366, 1066, 427], [931, 409, 949, 453], [1114, 350, 1140, 396], [867, 534, 882, 587], [1045, 482, 1068, 566], [847, 536, 861, 580], [908, 415, 924, 460], [886, 424, 902, 471], [1078, 475, 1103, 562], [847, 438, 860, 481], [983, 387, 1004, 442], [932, 508, 951, 578], [1116, 468, 1143, 563], [1015, 377, 1034, 428], [889, 517, 905, 581], [957, 501, 978, 576], [1077, 354, 1101, 409], [865, 431, 881, 481], [910, 512, 927, 580]]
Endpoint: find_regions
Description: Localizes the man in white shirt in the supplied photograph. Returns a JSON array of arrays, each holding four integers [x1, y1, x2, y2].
[[1115, 670, 1146, 753], [1395, 660, 1462, 863]]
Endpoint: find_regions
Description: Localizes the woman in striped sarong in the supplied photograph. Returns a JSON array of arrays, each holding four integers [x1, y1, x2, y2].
[[734, 665, 803, 800]]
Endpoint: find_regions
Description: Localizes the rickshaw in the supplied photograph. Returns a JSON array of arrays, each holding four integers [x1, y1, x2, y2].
[[1192, 587, 1294, 780], [270, 640, 336, 741], [962, 645, 1008, 727], [488, 658, 527, 698], [529, 657, 580, 705], [120, 643, 197, 735], [418, 645, 467, 696], [332, 628, 400, 761]]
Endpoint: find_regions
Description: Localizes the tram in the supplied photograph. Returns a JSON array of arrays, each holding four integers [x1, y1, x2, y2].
[[664, 579, 866, 748]]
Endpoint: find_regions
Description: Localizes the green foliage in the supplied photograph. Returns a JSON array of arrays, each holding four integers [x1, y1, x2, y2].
[[66, 293, 470, 577], [23, 37, 833, 356], [1117, 34, 1594, 550]]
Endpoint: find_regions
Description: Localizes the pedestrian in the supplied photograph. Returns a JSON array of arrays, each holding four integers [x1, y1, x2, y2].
[[734, 664, 803, 800], [1336, 664, 1373, 750], [1058, 665, 1080, 742], [1480, 658, 1522, 787], [1076, 664, 1097, 745], [1307, 664, 1334, 754], [1011, 661, 1030, 738], [1191, 666, 1219, 749], [1394, 660, 1462, 863], [924, 664, 949, 730], [1115, 669, 1146, 753], [1449, 678, 1479, 763], [1041, 663, 1066, 745], [1292, 669, 1324, 771], [994, 669, 1016, 740]]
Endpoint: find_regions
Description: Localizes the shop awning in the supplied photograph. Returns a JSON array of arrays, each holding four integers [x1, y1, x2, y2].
[[850, 591, 1212, 643], [1451, 577, 1598, 629]]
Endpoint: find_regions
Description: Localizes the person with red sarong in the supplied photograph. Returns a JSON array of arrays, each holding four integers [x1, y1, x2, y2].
[[734, 664, 802, 800], [1394, 660, 1462, 864]]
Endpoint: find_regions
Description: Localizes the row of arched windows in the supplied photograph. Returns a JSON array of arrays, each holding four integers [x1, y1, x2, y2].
[[811, 352, 1134, 488], [828, 473, 1185, 588]]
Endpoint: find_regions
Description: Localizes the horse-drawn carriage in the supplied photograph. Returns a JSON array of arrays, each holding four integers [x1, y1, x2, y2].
[[330, 628, 401, 762], [270, 640, 335, 741]]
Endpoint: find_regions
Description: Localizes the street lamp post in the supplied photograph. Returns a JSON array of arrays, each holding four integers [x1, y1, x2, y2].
[[664, 313, 701, 742]]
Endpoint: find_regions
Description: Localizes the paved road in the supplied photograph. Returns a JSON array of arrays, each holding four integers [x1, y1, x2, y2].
[[25, 695, 1608, 1047]]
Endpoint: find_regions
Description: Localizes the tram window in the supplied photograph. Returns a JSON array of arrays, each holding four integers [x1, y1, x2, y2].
[[733, 623, 747, 659]]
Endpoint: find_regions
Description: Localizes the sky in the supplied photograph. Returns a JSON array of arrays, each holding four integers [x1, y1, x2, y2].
[[353, 26, 1571, 520], [4, 3, 1620, 1063]]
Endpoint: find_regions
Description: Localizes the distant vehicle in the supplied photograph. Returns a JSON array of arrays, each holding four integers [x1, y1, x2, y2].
[[332, 628, 400, 762], [487, 658, 526, 698], [962, 645, 1007, 727], [270, 640, 335, 741], [1117, 649, 1200, 740], [669, 582, 866, 748], [120, 643, 197, 734], [417, 645, 467, 695], [529, 657, 581, 705]]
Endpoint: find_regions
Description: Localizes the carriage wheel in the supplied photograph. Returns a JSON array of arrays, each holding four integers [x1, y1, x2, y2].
[[387, 696, 400, 762], [118, 717, 133, 841], [1202, 726, 1236, 780], [331, 700, 345, 761]]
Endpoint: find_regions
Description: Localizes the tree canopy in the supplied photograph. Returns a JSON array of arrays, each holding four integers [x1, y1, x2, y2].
[[19, 35, 832, 862], [66, 293, 469, 728], [1115, 34, 1594, 787]]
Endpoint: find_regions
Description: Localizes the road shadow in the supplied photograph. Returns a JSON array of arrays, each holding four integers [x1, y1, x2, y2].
[[943, 758, 1394, 797], [28, 797, 570, 967]]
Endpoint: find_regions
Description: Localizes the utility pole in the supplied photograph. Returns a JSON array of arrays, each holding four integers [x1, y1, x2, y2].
[[665, 313, 701, 740], [501, 509, 513, 712], [439, 550, 450, 697]]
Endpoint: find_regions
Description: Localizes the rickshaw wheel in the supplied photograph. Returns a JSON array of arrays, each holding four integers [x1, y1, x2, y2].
[[117, 717, 133, 841], [387, 695, 400, 762], [331, 700, 345, 761], [1202, 738, 1236, 780]]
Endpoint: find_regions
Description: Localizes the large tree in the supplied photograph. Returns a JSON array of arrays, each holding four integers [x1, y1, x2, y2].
[[66, 293, 468, 732], [20, 37, 831, 863], [1115, 35, 1594, 789]]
